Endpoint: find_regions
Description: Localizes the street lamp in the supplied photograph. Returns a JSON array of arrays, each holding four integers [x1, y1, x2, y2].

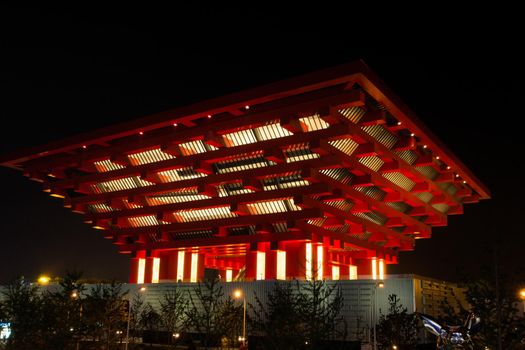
[[234, 289, 246, 347], [519, 288, 525, 314], [372, 281, 384, 350], [125, 286, 146, 350], [71, 290, 82, 350]]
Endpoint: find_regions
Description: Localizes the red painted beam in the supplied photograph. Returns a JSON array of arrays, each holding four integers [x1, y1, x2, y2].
[[69, 155, 341, 206], [320, 140, 448, 225], [118, 231, 312, 253], [108, 207, 323, 236], [23, 89, 364, 174], [50, 125, 352, 190], [86, 182, 330, 221]]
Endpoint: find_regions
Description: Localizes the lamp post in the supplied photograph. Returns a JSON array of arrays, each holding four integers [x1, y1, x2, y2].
[[372, 281, 385, 350], [71, 290, 82, 350], [125, 286, 146, 350], [234, 289, 246, 347]]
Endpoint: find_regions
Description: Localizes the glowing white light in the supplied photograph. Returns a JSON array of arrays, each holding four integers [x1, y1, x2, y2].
[[277, 251, 286, 280], [332, 265, 340, 280], [177, 251, 185, 281], [137, 258, 146, 284], [190, 252, 199, 283], [152, 257, 160, 283], [371, 257, 377, 280], [349, 265, 358, 280], [256, 251, 266, 280], [317, 246, 324, 280], [378, 258, 385, 280], [306, 243, 313, 280], [226, 269, 233, 282]]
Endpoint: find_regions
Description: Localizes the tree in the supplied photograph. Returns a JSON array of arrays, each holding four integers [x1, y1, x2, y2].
[[40, 271, 85, 349], [159, 288, 188, 346], [186, 277, 242, 348], [298, 278, 347, 347], [139, 303, 161, 348], [441, 266, 525, 349], [127, 290, 145, 345], [83, 281, 127, 349], [376, 294, 418, 350], [249, 279, 347, 350], [249, 281, 305, 350], [1, 277, 44, 350]]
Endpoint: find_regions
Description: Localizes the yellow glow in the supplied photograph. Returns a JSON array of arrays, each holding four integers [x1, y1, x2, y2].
[[379, 258, 385, 280], [276, 250, 286, 280], [71, 291, 78, 299], [332, 265, 340, 280], [234, 289, 243, 299], [38, 275, 51, 285], [50, 193, 65, 198], [305, 243, 313, 280], [190, 252, 199, 282], [256, 251, 266, 280], [177, 251, 185, 281], [378, 281, 385, 288], [349, 265, 358, 280], [520, 289, 525, 300], [140, 286, 146, 292], [371, 257, 377, 280], [137, 258, 146, 284], [317, 246, 323, 280], [226, 269, 233, 282], [152, 257, 160, 283], [92, 225, 105, 230]]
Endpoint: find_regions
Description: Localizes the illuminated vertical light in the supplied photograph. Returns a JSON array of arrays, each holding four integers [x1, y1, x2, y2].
[[332, 265, 340, 280], [317, 246, 324, 280], [225, 269, 233, 282], [305, 243, 313, 280], [371, 257, 377, 280], [152, 257, 160, 283], [349, 265, 358, 280], [137, 258, 146, 284], [190, 252, 199, 283], [256, 251, 266, 280], [176, 251, 185, 281], [277, 251, 286, 280], [379, 259, 385, 280]]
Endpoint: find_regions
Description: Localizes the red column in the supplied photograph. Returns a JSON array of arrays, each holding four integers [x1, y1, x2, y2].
[[129, 258, 139, 283], [355, 258, 373, 277], [144, 257, 154, 284], [285, 241, 306, 279], [244, 249, 257, 281], [183, 251, 193, 282], [265, 250, 277, 280]]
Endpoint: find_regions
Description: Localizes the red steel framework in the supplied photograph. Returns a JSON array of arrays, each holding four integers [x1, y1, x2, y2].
[[0, 61, 490, 283]]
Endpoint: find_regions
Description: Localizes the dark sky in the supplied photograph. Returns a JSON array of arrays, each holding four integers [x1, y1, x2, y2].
[[0, 4, 523, 283]]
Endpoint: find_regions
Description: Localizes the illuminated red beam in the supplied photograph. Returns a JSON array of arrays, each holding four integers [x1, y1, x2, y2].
[[69, 155, 341, 206], [320, 140, 447, 225], [107, 207, 323, 236], [299, 196, 414, 245], [50, 125, 352, 190], [85, 182, 330, 221], [24, 89, 364, 175], [331, 109, 461, 206], [315, 172, 431, 235], [118, 231, 312, 253]]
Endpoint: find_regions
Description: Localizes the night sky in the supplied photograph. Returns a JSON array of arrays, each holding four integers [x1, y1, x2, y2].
[[1, 4, 523, 284]]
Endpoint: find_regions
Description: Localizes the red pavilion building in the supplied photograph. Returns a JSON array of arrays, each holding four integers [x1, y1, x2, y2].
[[0, 62, 489, 284]]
